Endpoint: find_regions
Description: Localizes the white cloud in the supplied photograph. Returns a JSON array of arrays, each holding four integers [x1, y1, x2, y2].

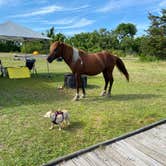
[[12, 5, 63, 17], [33, 26, 51, 32], [55, 18, 94, 29], [96, 0, 119, 13], [11, 4, 89, 18], [159, 0, 166, 7], [148, 0, 166, 14], [63, 29, 87, 36], [64, 5, 89, 11], [96, 0, 158, 13], [44, 18, 77, 25]]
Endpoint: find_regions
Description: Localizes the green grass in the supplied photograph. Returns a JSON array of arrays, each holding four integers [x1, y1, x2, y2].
[[0, 53, 166, 165]]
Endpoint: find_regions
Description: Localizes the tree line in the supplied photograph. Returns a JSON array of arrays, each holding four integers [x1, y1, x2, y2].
[[0, 9, 165, 60]]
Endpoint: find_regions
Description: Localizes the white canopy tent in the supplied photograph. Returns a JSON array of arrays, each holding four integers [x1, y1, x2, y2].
[[0, 21, 50, 41], [0, 21, 51, 77]]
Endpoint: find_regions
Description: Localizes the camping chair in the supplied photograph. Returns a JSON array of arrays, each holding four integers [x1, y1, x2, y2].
[[25, 58, 37, 76]]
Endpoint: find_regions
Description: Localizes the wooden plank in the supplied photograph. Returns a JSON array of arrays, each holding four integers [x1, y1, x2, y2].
[[117, 140, 163, 166], [81, 154, 99, 166], [92, 150, 112, 166], [105, 145, 135, 166], [145, 126, 166, 142], [110, 142, 148, 166], [44, 121, 166, 166], [132, 131, 166, 155], [141, 124, 166, 137], [83, 152, 108, 166], [142, 130, 166, 146], [58, 159, 76, 166], [157, 123, 166, 130], [136, 133, 166, 150], [126, 138, 166, 165], [72, 156, 91, 166], [94, 148, 119, 166]]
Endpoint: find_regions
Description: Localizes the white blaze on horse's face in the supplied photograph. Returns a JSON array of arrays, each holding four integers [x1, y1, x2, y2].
[[72, 47, 83, 64]]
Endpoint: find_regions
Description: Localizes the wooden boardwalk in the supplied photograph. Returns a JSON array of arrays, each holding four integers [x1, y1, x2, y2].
[[43, 120, 166, 166]]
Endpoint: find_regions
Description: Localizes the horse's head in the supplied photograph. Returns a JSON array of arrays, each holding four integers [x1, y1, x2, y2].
[[47, 41, 63, 63]]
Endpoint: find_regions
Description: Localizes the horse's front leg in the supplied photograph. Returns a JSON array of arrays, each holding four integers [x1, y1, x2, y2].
[[73, 73, 81, 101], [80, 76, 86, 98]]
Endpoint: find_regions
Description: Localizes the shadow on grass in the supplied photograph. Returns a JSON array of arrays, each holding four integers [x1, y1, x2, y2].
[[87, 93, 160, 102], [111, 93, 160, 101], [0, 72, 69, 108], [0, 71, 102, 109], [65, 121, 85, 131], [87, 84, 100, 89], [33, 73, 100, 89], [31, 72, 66, 82], [35, 72, 100, 89]]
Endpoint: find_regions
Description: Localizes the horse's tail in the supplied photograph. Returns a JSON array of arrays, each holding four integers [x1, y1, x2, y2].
[[116, 57, 129, 81]]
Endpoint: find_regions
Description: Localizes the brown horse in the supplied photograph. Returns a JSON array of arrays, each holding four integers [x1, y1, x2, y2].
[[47, 41, 129, 100]]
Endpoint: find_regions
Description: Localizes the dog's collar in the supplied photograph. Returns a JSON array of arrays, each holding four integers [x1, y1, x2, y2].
[[52, 111, 64, 124]]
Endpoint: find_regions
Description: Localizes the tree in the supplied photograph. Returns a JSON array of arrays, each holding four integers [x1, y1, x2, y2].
[[46, 27, 55, 38], [0, 40, 20, 52], [115, 23, 137, 40], [120, 36, 135, 53], [21, 41, 49, 54], [132, 37, 142, 53], [53, 33, 66, 42], [140, 9, 166, 59]]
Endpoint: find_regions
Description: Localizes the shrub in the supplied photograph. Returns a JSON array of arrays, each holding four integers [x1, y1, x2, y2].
[[21, 41, 49, 54], [139, 54, 159, 62], [112, 50, 126, 57]]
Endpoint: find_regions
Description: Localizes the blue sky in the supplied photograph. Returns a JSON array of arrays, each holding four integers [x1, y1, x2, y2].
[[0, 0, 165, 36]]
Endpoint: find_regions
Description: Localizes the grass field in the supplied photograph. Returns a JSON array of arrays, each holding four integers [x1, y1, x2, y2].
[[0, 53, 166, 165]]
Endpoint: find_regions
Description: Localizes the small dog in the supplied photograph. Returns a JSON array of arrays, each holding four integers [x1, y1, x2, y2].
[[44, 109, 70, 130]]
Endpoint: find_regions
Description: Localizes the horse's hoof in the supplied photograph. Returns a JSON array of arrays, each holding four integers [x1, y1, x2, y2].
[[72, 96, 80, 101], [100, 91, 106, 96], [106, 93, 111, 97], [80, 94, 86, 99]]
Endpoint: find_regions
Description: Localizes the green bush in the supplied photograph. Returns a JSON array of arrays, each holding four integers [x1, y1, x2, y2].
[[21, 41, 49, 54], [0, 40, 20, 52], [112, 49, 126, 57], [139, 54, 159, 62]]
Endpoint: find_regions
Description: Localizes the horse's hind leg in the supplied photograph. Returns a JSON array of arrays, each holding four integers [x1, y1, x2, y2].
[[101, 70, 109, 96], [73, 73, 81, 101], [107, 73, 114, 97]]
